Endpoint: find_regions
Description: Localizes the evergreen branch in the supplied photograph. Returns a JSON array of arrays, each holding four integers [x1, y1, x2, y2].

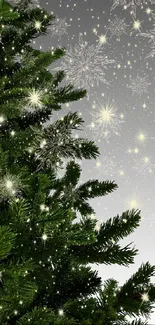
[[53, 84, 87, 103], [119, 262, 155, 297], [32, 121, 100, 169], [70, 242, 138, 266], [76, 179, 118, 199], [16, 307, 55, 325], [9, 7, 55, 27], [52, 70, 66, 88], [63, 160, 82, 187], [0, 226, 16, 259], [8, 48, 66, 86], [97, 209, 141, 245]]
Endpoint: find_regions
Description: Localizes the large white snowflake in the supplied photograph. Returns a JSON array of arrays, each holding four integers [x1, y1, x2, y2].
[[8, 0, 40, 8], [106, 17, 128, 40], [88, 99, 125, 142], [56, 34, 114, 92], [111, 0, 155, 17], [49, 17, 70, 40], [128, 74, 151, 97], [141, 25, 155, 58]]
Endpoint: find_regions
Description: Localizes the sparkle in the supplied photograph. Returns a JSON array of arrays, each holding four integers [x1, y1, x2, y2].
[[40, 139, 47, 149], [129, 199, 138, 209], [27, 88, 43, 109], [133, 20, 141, 31], [10, 130, 15, 136], [58, 309, 64, 316], [90, 99, 124, 141], [40, 204, 46, 211], [0, 116, 5, 123], [42, 233, 48, 241], [146, 7, 152, 14], [98, 34, 107, 44], [134, 147, 139, 153], [137, 132, 146, 142], [34, 20, 42, 31], [141, 292, 149, 302], [6, 180, 13, 189]]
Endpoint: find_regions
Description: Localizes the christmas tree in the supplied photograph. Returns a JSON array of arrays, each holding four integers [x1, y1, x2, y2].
[[0, 0, 155, 324]]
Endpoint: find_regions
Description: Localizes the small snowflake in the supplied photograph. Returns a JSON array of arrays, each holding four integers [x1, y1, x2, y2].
[[133, 156, 155, 176], [94, 156, 118, 178], [106, 17, 128, 39], [141, 24, 155, 58], [49, 17, 70, 40], [128, 74, 151, 96], [8, 0, 40, 9], [111, 0, 155, 18]]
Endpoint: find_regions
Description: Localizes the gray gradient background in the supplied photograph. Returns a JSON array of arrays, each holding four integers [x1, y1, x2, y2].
[[32, 0, 155, 323]]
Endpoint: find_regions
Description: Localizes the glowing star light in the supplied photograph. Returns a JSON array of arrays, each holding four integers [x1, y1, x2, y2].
[[98, 34, 107, 44], [90, 99, 124, 141], [58, 309, 64, 316], [27, 88, 43, 109], [6, 180, 13, 189], [34, 20, 42, 31], [42, 233, 48, 241], [129, 199, 138, 209], [141, 292, 149, 303], [0, 116, 5, 124], [137, 132, 147, 143], [133, 20, 141, 30]]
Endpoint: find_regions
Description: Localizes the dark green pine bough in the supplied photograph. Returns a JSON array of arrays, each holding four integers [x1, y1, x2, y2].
[[0, 0, 155, 324]]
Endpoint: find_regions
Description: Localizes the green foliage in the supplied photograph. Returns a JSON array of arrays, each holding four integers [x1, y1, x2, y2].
[[0, 1, 155, 324], [0, 1, 20, 21]]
